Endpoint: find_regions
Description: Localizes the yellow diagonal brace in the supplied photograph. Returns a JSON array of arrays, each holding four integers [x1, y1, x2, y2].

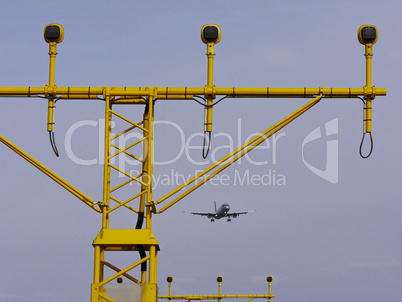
[[110, 109, 149, 132], [109, 163, 147, 186], [98, 292, 117, 302], [0, 135, 100, 212], [109, 136, 147, 160], [109, 196, 139, 213], [156, 94, 322, 213], [110, 142, 143, 163], [102, 260, 140, 284], [110, 123, 144, 140], [110, 176, 142, 193], [99, 255, 151, 286], [107, 190, 146, 214]]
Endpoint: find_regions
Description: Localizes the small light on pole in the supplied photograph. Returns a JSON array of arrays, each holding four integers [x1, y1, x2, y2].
[[199, 24, 222, 158], [201, 25, 221, 44], [217, 275, 223, 302], [44, 23, 64, 157], [357, 25, 378, 158], [267, 275, 274, 301], [167, 276, 174, 297], [358, 25, 378, 45], [44, 24, 64, 44]]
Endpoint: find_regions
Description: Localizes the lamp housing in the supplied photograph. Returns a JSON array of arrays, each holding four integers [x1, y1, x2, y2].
[[44, 24, 64, 43], [358, 25, 378, 45], [201, 24, 221, 44]]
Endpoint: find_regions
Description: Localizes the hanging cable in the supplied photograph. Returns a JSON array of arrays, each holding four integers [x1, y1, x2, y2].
[[193, 95, 227, 158], [359, 132, 373, 159], [47, 97, 61, 157], [211, 95, 227, 106], [135, 211, 147, 272], [192, 95, 227, 107], [193, 95, 207, 106], [202, 131, 212, 159], [357, 96, 374, 159], [49, 131, 59, 157]]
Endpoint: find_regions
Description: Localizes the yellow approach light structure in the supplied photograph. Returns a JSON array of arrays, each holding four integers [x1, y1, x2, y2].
[[0, 23, 386, 302]]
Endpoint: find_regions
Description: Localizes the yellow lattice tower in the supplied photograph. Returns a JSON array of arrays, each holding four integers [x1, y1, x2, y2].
[[0, 24, 386, 302]]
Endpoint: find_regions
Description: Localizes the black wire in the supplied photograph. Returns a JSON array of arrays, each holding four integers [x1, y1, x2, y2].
[[193, 95, 207, 106], [356, 96, 373, 158], [49, 131, 59, 157], [40, 96, 62, 157], [212, 95, 227, 106], [135, 211, 147, 272], [192, 95, 228, 107], [202, 131, 212, 159], [359, 132, 373, 159], [137, 244, 147, 272], [193, 96, 227, 159]]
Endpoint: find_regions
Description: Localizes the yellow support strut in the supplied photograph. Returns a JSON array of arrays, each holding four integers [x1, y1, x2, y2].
[[0, 135, 99, 212]]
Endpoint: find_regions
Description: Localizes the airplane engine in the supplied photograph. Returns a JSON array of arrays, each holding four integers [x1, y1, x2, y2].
[[232, 213, 238, 218], [207, 214, 212, 219]]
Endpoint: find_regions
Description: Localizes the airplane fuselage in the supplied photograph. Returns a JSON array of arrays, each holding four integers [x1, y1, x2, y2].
[[213, 203, 230, 219]]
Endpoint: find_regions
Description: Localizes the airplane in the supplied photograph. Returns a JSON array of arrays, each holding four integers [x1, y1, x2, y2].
[[184, 202, 254, 222]]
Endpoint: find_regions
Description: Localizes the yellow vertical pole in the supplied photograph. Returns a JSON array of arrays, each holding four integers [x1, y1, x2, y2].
[[149, 245, 157, 283], [267, 276, 273, 301], [102, 94, 112, 229], [364, 42, 373, 133], [139, 107, 149, 284], [146, 94, 158, 302], [216, 276, 223, 302], [93, 246, 102, 283], [44, 24, 63, 155], [139, 96, 152, 284], [206, 43, 214, 87], [91, 93, 113, 302], [145, 94, 155, 231], [48, 42, 57, 87], [204, 42, 215, 133], [138, 104, 149, 218], [46, 42, 57, 134], [92, 246, 104, 302], [146, 94, 156, 281]]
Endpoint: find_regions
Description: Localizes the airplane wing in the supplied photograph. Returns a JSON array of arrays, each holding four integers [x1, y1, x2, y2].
[[226, 210, 255, 217], [183, 211, 211, 217]]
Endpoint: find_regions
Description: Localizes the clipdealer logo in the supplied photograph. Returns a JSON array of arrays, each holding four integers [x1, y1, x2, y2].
[[302, 118, 338, 184], [63, 118, 338, 185], [63, 118, 287, 187]]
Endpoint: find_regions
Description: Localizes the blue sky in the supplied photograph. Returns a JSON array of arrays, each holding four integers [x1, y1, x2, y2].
[[0, 1, 401, 302]]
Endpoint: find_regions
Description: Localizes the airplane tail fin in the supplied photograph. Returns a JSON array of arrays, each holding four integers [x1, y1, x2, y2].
[[214, 201, 217, 212]]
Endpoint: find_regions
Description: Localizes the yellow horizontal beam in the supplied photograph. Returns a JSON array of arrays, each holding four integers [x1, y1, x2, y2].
[[158, 294, 276, 300], [0, 86, 386, 100], [92, 229, 159, 250]]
